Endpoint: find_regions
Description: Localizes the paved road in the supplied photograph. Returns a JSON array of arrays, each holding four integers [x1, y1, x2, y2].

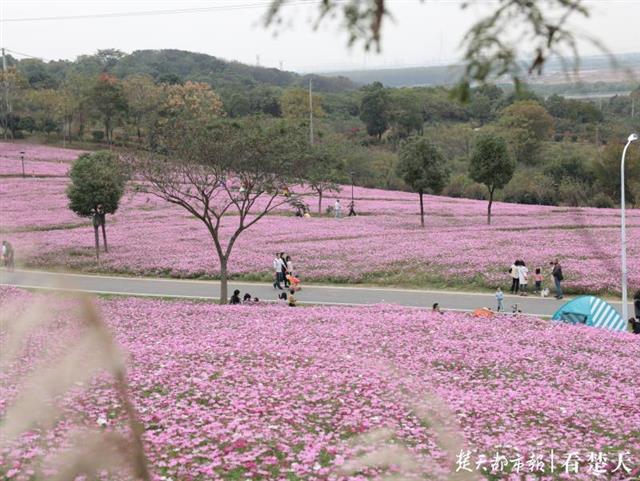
[[0, 268, 632, 318]]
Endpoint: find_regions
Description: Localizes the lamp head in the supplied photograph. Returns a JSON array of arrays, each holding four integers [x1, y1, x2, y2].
[[629, 133, 639, 142]]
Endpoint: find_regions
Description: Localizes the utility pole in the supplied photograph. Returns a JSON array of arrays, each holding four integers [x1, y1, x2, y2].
[[309, 78, 314, 145]]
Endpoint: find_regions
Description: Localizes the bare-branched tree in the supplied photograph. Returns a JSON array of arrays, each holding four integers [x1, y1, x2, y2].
[[128, 118, 311, 303]]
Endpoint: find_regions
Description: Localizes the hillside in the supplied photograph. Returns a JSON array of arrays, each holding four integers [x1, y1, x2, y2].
[[9, 48, 358, 93], [325, 52, 640, 90]]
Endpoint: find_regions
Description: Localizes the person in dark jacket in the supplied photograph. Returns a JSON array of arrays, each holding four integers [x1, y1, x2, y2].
[[551, 259, 564, 299], [229, 289, 241, 305], [634, 289, 640, 320]]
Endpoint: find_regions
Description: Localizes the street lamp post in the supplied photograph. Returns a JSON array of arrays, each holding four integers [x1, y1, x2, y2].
[[348, 171, 356, 216], [621, 133, 638, 322], [20, 151, 25, 178]]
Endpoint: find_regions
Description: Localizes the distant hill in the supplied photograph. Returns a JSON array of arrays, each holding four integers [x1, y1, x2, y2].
[[10, 48, 358, 93], [324, 52, 640, 89]]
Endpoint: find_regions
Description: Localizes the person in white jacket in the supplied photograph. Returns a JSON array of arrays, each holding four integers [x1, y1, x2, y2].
[[272, 254, 285, 290], [518, 260, 529, 296]]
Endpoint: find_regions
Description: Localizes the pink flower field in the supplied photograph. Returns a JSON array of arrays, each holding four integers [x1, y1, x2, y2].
[[1, 288, 639, 480], [1, 142, 639, 294]]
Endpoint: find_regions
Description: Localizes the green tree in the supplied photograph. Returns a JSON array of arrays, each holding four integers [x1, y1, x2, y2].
[[499, 100, 554, 164], [67, 151, 127, 260], [469, 134, 515, 224], [389, 89, 423, 141], [280, 87, 324, 120], [159, 81, 225, 129], [306, 138, 347, 213], [594, 143, 640, 206], [396, 136, 449, 227], [134, 118, 310, 304], [90, 74, 128, 143], [360, 82, 390, 140], [123, 74, 164, 142]]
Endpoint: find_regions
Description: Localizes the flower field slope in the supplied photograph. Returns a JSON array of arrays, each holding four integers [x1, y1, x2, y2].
[[1, 142, 639, 294], [1, 289, 639, 480]]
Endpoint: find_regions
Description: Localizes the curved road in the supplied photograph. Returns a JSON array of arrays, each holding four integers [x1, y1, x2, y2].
[[0, 268, 632, 318]]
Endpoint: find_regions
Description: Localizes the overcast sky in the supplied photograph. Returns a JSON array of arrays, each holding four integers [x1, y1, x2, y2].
[[1, 0, 638, 73]]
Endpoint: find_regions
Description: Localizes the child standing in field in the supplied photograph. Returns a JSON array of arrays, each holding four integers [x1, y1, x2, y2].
[[533, 268, 544, 294], [495, 287, 504, 312]]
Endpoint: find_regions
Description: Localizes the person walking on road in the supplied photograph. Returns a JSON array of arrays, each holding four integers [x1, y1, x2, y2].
[[509, 260, 520, 294], [334, 199, 342, 219], [273, 253, 285, 290], [285, 255, 293, 283], [551, 259, 564, 299], [2, 240, 15, 271], [280, 252, 289, 288]]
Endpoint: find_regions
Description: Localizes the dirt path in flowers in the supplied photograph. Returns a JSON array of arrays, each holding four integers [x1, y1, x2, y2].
[[1, 268, 633, 318]]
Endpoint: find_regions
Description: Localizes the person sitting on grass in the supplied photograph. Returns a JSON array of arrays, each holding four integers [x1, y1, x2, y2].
[[628, 317, 640, 335], [432, 303, 443, 314], [288, 289, 297, 307], [229, 290, 241, 305], [243, 293, 252, 304]]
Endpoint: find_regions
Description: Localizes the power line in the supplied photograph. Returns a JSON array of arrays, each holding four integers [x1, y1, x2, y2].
[[1, 1, 319, 23], [4, 48, 49, 61]]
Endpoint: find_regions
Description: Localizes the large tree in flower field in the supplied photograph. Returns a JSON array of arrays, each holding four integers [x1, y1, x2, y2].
[[132, 114, 310, 304], [67, 151, 127, 260], [396, 136, 449, 228], [469, 134, 515, 225]]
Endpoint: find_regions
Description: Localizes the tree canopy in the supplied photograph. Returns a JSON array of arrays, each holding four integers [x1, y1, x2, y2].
[[397, 136, 449, 227], [132, 116, 312, 303], [67, 151, 127, 258], [469, 134, 515, 224]]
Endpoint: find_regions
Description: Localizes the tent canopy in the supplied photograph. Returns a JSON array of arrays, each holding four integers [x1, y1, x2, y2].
[[552, 296, 626, 332]]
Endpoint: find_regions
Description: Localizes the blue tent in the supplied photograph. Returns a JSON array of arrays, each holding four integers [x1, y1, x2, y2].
[[552, 296, 626, 332]]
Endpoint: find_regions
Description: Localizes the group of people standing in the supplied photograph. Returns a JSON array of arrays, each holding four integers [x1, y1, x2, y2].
[[508, 259, 563, 299], [272, 252, 301, 307], [272, 252, 295, 290]]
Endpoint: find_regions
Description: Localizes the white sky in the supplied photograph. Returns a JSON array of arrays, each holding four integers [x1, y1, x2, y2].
[[0, 0, 638, 73]]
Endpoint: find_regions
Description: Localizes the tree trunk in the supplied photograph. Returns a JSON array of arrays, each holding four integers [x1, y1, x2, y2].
[[487, 187, 494, 225], [105, 118, 111, 144], [93, 223, 100, 261], [318, 190, 323, 214], [219, 258, 228, 305], [101, 215, 108, 252], [419, 190, 425, 228]]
